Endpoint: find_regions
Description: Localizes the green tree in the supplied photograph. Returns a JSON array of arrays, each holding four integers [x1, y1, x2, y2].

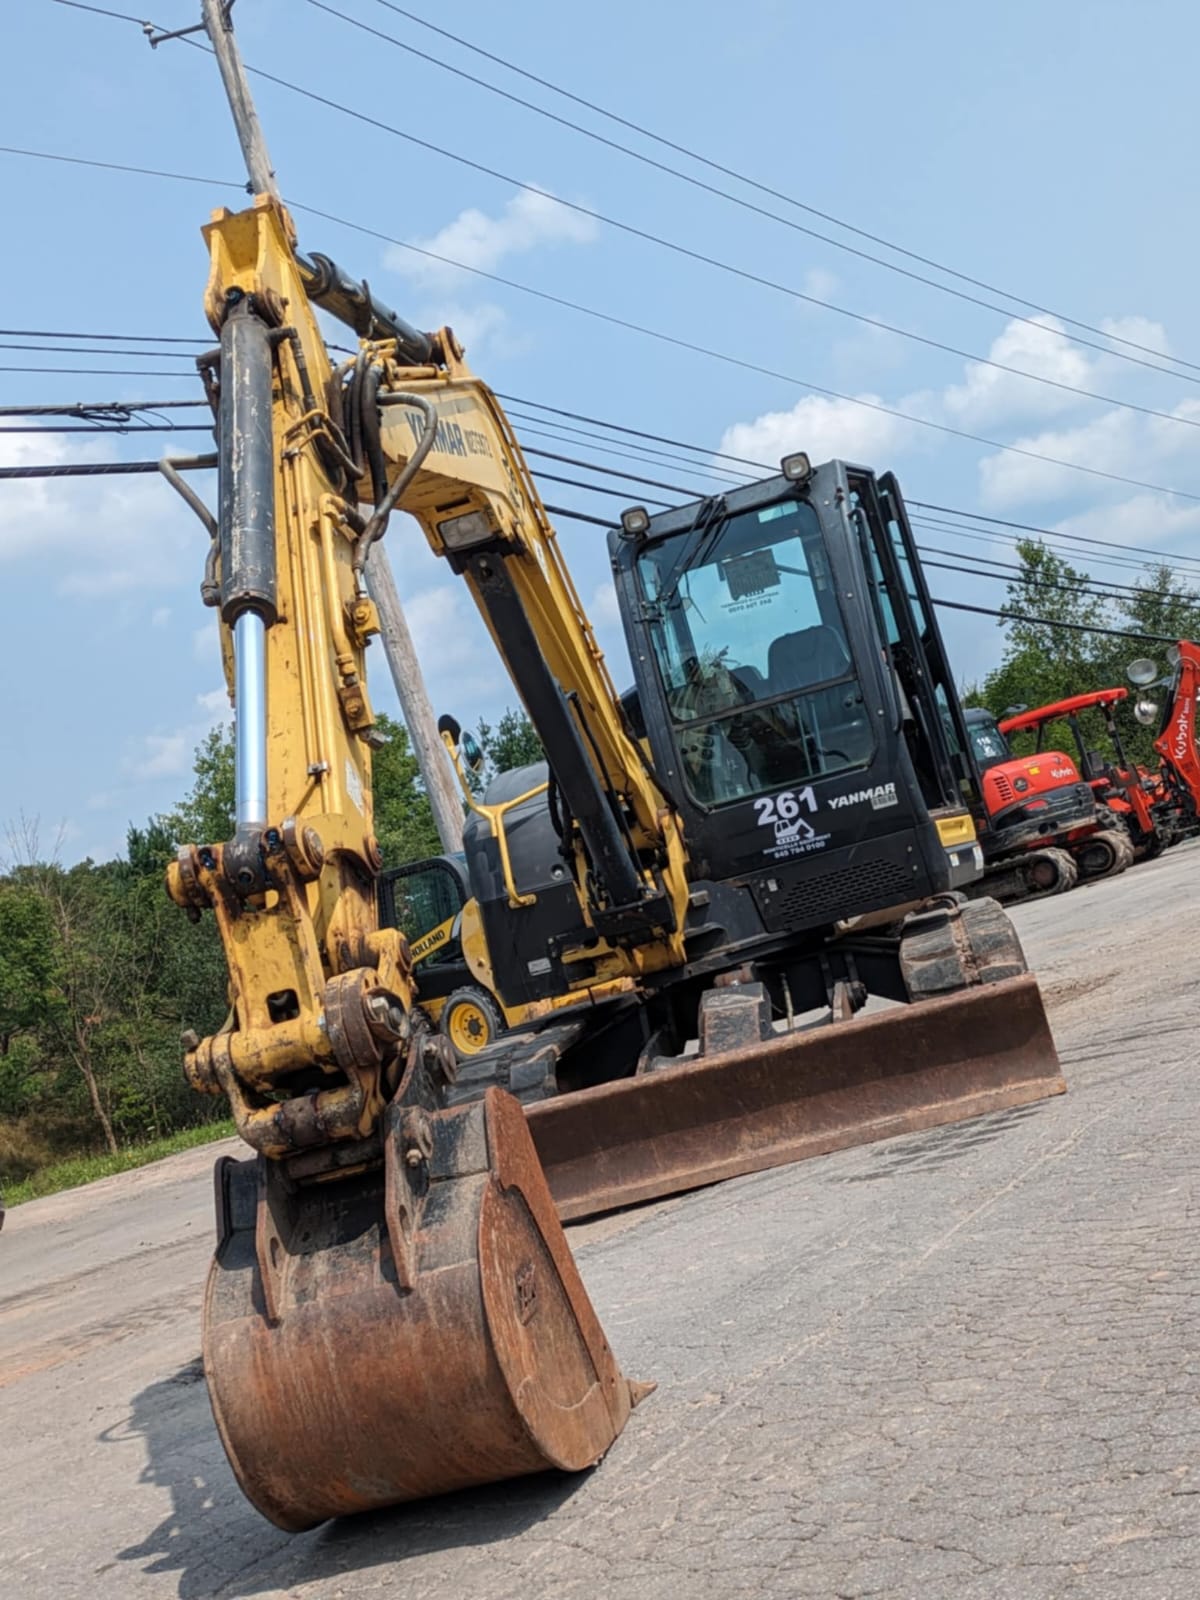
[[372, 712, 443, 865], [476, 707, 544, 781]]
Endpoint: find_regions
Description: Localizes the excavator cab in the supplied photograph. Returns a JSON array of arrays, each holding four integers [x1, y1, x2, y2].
[[612, 459, 983, 916]]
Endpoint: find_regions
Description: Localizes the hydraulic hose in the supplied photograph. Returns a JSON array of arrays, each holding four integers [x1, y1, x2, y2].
[[353, 392, 438, 579]]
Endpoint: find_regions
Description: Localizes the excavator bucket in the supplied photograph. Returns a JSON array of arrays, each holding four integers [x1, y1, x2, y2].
[[527, 975, 1064, 1221], [203, 1088, 641, 1530]]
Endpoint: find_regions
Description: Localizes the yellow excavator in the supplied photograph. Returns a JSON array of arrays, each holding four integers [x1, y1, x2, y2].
[[167, 191, 1065, 1530]]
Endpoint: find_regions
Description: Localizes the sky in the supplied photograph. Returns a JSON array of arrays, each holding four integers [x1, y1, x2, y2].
[[6, 0, 1200, 864]]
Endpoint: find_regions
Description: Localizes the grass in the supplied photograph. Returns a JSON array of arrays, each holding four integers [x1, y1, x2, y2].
[[4, 1119, 236, 1207]]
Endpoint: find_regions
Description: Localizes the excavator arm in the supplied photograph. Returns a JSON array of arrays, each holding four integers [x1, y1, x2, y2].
[[362, 345, 690, 963], [174, 198, 639, 1531]]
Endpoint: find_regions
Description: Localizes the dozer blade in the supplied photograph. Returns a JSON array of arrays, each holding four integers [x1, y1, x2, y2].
[[203, 1088, 640, 1531], [527, 974, 1065, 1221]]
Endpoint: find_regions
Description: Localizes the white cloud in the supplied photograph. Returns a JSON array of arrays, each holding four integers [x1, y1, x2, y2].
[[428, 301, 511, 360], [718, 392, 917, 471], [396, 584, 499, 710], [125, 733, 188, 781], [1052, 493, 1200, 555], [802, 267, 840, 302], [976, 388, 1200, 510], [590, 579, 622, 628], [193, 621, 220, 662], [0, 435, 205, 595], [387, 186, 598, 295], [943, 315, 1096, 428], [196, 687, 230, 716], [1101, 315, 1171, 357]]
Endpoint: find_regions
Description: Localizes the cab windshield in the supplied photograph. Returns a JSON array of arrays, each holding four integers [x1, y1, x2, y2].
[[967, 718, 1010, 771], [637, 498, 872, 806]]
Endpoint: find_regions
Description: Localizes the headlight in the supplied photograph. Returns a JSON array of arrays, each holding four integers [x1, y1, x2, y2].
[[439, 509, 494, 551], [1134, 697, 1159, 726], [1127, 657, 1159, 687]]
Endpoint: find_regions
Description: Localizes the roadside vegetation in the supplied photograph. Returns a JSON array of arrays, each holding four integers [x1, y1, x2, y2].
[[0, 708, 541, 1203]]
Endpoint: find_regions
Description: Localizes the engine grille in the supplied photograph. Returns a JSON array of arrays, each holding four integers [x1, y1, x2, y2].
[[991, 771, 1016, 804], [751, 856, 919, 932]]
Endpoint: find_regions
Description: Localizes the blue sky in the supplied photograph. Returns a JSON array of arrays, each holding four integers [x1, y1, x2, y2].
[[6, 0, 1200, 863]]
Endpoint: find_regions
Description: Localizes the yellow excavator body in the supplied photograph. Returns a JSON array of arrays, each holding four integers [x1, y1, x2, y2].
[[175, 192, 1063, 1529]]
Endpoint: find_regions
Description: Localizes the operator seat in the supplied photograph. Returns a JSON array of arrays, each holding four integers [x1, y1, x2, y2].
[[767, 625, 870, 767]]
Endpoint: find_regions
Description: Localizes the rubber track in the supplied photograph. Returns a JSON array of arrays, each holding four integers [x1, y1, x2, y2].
[[976, 846, 1078, 904]]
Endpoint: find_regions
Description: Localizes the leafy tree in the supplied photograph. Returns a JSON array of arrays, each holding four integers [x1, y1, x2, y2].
[[476, 708, 544, 781], [372, 712, 442, 866], [971, 540, 1199, 768]]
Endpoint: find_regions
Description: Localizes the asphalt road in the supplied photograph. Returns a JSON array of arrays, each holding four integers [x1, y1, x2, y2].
[[3, 852, 1198, 1600]]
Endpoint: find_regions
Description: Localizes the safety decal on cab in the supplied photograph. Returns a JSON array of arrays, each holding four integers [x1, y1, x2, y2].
[[752, 788, 833, 860]]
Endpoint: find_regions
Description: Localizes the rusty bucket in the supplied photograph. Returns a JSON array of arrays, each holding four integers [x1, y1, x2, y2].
[[527, 974, 1065, 1221], [203, 1089, 639, 1530]]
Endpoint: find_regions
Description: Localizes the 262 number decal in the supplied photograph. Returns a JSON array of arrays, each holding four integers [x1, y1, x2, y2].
[[752, 787, 818, 828]]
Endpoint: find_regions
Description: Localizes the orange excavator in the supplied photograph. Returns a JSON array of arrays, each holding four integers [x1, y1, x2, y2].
[[1124, 643, 1200, 842], [964, 702, 1132, 898]]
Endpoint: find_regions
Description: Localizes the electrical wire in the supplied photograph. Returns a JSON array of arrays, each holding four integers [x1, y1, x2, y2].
[[295, 0, 1200, 389], [8, 140, 1200, 506], [0, 327, 210, 345], [909, 499, 1200, 571], [910, 513, 1200, 582], [360, 0, 1200, 381], [0, 423, 211, 434], [0, 365, 201, 377], [0, 441, 1182, 635], [0, 342, 197, 359], [0, 459, 212, 479], [0, 398, 208, 415], [931, 597, 1176, 644], [55, 0, 1194, 390], [233, 59, 1200, 434], [50, 0, 152, 22], [0, 143, 241, 189]]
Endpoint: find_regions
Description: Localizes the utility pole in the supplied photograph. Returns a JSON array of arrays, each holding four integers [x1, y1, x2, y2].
[[200, 0, 278, 199], [366, 546, 466, 850], [197, 0, 464, 850]]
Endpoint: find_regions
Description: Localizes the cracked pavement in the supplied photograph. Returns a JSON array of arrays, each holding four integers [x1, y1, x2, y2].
[[3, 847, 1198, 1599]]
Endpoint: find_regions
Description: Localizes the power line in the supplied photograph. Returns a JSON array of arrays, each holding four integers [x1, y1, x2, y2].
[[0, 143, 241, 190], [50, 0, 152, 22], [0, 440, 1181, 636], [0, 365, 201, 378], [0, 342, 197, 359], [0, 423, 211, 434], [297, 200, 1200, 506], [920, 556, 1168, 611], [931, 597, 1176, 644], [0, 458, 212, 480], [909, 499, 1200, 571], [520, 446, 705, 499], [296, 0, 1200, 390], [234, 58, 1200, 434], [0, 327, 210, 345], [8, 140, 1200, 507], [0, 399, 208, 416], [361, 0, 1200, 381], [910, 513, 1200, 582]]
